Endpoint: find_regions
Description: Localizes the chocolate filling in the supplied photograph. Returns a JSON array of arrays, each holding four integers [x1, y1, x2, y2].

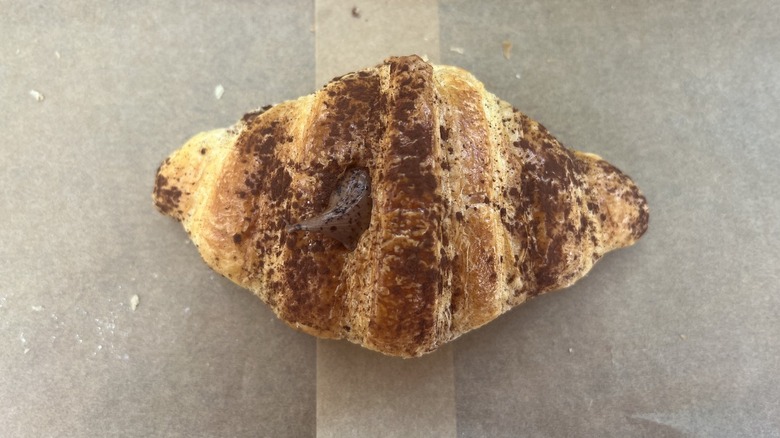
[[286, 168, 372, 250]]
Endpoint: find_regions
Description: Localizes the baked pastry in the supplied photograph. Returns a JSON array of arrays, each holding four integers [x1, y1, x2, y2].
[[153, 55, 648, 357]]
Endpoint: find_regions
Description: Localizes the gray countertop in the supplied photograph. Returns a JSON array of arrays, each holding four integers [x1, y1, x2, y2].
[[2, 1, 778, 437]]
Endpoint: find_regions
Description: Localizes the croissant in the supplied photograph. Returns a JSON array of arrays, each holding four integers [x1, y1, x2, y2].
[[153, 55, 648, 358]]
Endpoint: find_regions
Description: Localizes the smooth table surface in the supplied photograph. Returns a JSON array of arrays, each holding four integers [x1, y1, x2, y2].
[[2, 1, 779, 437]]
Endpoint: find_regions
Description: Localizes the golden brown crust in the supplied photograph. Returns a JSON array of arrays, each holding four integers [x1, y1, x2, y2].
[[153, 55, 649, 357]]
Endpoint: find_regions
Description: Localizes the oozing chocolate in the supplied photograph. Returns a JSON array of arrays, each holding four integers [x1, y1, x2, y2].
[[286, 168, 372, 250]]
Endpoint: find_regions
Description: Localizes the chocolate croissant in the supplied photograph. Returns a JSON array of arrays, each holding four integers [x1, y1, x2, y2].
[[153, 55, 648, 358]]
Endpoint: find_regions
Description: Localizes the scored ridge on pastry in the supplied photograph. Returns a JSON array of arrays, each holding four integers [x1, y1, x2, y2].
[[153, 55, 649, 358]]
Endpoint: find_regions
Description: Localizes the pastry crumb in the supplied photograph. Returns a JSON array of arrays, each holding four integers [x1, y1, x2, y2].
[[568, 347, 574, 353], [679, 334, 687, 340], [29, 89, 45, 102], [351, 6, 361, 18], [214, 84, 225, 100], [502, 40, 513, 59], [449, 46, 465, 55], [130, 294, 140, 311]]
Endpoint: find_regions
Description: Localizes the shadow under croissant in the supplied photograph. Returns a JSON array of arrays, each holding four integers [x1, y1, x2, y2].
[[152, 55, 648, 358]]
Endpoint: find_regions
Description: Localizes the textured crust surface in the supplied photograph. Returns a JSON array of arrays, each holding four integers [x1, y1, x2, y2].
[[153, 55, 649, 357]]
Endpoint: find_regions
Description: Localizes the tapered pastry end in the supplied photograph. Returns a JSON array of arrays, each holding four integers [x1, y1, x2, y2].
[[578, 152, 649, 251], [153, 129, 234, 223]]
